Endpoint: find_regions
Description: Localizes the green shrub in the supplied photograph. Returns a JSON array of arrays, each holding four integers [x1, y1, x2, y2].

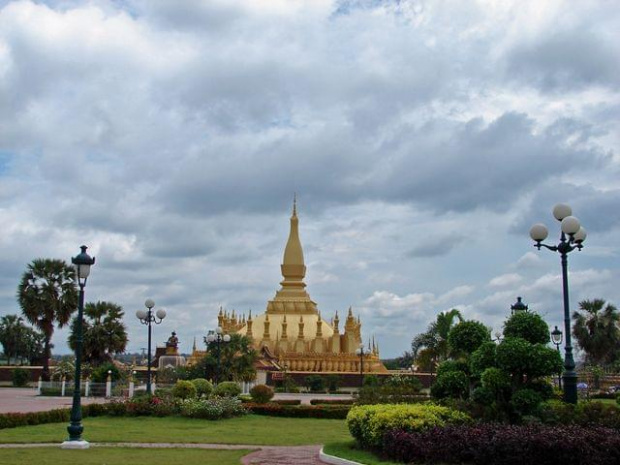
[[214, 381, 242, 397], [247, 403, 350, 419], [172, 380, 197, 399], [91, 362, 122, 383], [178, 397, 247, 420], [325, 375, 342, 393], [346, 403, 471, 449], [249, 384, 274, 404], [305, 375, 326, 392], [511, 388, 543, 417], [11, 368, 30, 387], [431, 371, 469, 400], [191, 378, 213, 397]]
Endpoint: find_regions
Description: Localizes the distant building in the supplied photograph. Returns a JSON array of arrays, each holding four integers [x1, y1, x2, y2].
[[190, 199, 387, 374]]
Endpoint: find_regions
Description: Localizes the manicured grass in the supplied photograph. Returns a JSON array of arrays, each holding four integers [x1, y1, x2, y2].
[[0, 447, 250, 465], [323, 440, 401, 465], [0, 415, 351, 446]]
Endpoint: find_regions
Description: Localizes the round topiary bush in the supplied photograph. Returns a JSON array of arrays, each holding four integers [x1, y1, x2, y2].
[[249, 384, 274, 404], [214, 381, 242, 397], [191, 378, 213, 397], [172, 380, 198, 399]]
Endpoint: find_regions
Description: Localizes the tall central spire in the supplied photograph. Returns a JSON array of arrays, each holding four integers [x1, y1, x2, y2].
[[276, 196, 309, 301]]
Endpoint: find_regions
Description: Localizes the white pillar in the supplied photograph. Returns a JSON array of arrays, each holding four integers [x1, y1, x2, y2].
[[129, 380, 135, 398], [37, 376, 42, 395], [85, 378, 90, 397], [106, 373, 112, 398], [61, 378, 66, 397]]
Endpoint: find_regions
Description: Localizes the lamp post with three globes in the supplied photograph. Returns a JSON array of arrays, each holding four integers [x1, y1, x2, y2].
[[136, 299, 166, 395]]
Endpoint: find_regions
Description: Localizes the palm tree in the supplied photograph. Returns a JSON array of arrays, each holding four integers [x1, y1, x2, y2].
[[412, 308, 463, 366], [68, 301, 128, 366], [572, 299, 620, 366], [17, 258, 78, 380]]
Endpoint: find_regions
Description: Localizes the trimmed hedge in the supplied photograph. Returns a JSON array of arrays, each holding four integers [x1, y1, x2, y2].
[[347, 404, 471, 449], [246, 403, 350, 419], [384, 423, 620, 465], [310, 399, 356, 405]]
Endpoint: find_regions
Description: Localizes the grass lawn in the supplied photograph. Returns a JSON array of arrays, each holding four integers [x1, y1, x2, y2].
[[0, 447, 251, 465], [0, 415, 351, 446], [323, 440, 401, 465]]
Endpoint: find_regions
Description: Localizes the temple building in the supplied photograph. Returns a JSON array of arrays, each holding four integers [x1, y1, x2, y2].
[[191, 199, 387, 374]]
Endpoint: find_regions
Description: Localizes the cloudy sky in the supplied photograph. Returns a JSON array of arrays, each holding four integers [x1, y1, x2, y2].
[[0, 0, 618, 359]]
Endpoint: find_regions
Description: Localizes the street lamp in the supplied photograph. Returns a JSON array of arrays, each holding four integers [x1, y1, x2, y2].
[[356, 343, 365, 389], [511, 296, 528, 315], [62, 245, 95, 450], [551, 325, 564, 389], [530, 203, 587, 404], [205, 327, 230, 385], [136, 299, 166, 395]]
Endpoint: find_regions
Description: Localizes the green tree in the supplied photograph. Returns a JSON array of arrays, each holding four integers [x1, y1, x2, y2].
[[201, 334, 257, 383], [503, 311, 550, 345], [21, 327, 46, 365], [448, 320, 490, 357], [412, 309, 463, 370], [572, 299, 620, 366], [68, 301, 128, 366], [17, 258, 77, 380], [0, 314, 27, 364]]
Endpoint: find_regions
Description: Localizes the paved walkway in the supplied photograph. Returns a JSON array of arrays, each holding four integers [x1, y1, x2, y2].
[[0, 388, 108, 414]]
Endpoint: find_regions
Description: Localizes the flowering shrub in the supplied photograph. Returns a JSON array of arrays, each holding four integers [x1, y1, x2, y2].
[[178, 396, 247, 420], [249, 384, 274, 404], [347, 403, 471, 449], [384, 423, 620, 465]]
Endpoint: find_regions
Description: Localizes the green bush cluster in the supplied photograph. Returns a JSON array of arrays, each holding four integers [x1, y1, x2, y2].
[[249, 384, 274, 404], [191, 378, 213, 397], [214, 381, 242, 397], [172, 380, 197, 399], [178, 397, 247, 420], [346, 403, 471, 449]]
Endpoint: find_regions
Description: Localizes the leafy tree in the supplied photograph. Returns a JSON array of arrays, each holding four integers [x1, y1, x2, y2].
[[17, 258, 77, 380], [572, 299, 620, 366], [21, 327, 46, 365], [68, 301, 128, 366], [448, 320, 490, 357], [199, 334, 257, 383], [0, 314, 27, 364], [503, 311, 550, 345], [412, 309, 463, 371]]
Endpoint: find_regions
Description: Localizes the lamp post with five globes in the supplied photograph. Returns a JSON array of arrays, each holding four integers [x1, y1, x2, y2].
[[136, 299, 166, 395], [530, 203, 587, 404]]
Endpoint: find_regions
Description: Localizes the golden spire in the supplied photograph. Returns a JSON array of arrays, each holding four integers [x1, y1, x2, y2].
[[281, 195, 306, 285]]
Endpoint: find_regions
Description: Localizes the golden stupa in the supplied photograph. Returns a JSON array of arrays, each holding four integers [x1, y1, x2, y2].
[[192, 199, 387, 374]]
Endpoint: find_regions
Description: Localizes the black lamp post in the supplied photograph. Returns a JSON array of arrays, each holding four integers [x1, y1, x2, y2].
[[62, 245, 95, 449], [136, 299, 166, 395], [356, 343, 365, 388], [205, 327, 230, 385], [530, 203, 587, 404], [551, 325, 564, 389]]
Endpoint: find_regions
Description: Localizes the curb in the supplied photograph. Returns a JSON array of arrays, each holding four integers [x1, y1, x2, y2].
[[319, 446, 363, 465]]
